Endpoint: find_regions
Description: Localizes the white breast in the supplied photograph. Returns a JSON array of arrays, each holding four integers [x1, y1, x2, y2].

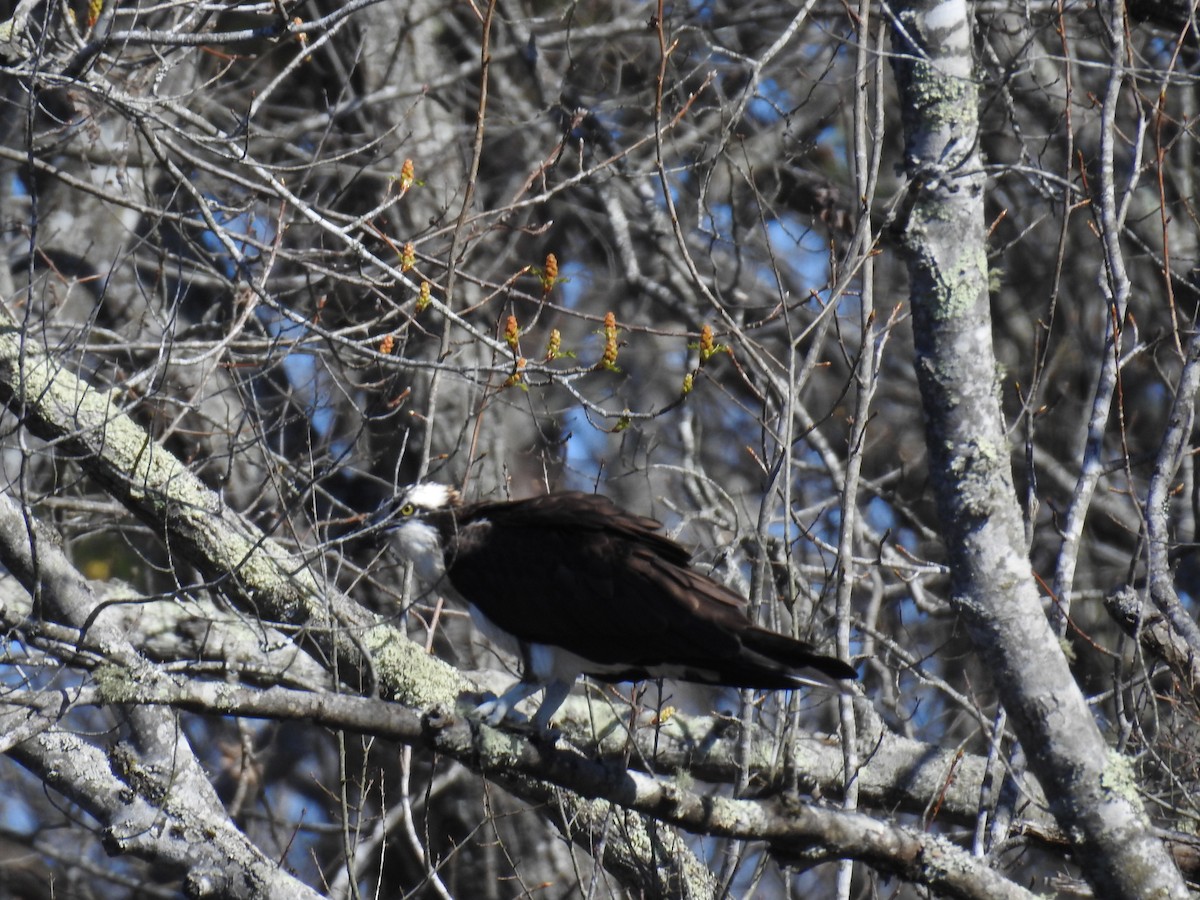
[[392, 518, 448, 585]]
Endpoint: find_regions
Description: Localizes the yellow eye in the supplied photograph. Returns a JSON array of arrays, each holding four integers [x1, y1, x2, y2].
[[400, 503, 415, 516]]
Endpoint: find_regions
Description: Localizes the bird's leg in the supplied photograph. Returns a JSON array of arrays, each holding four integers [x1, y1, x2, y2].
[[473, 679, 543, 726], [473, 679, 574, 731], [529, 680, 572, 732]]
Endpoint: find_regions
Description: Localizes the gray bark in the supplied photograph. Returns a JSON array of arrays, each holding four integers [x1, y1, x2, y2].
[[890, 1, 1188, 897], [0, 491, 323, 898], [46, 676, 1038, 900]]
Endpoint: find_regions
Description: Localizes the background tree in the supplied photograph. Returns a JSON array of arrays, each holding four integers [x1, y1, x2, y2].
[[0, 0, 1197, 897]]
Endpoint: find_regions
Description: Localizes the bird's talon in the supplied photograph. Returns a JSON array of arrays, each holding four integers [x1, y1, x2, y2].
[[533, 724, 563, 744], [472, 697, 512, 727]]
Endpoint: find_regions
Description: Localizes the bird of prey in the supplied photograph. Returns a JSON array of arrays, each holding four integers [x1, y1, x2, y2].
[[373, 483, 858, 730]]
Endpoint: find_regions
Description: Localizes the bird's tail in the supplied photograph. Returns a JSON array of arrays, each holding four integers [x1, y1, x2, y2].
[[741, 627, 859, 683]]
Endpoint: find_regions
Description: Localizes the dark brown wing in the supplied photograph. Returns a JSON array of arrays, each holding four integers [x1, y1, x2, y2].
[[466, 492, 697, 568], [444, 492, 855, 686], [624, 539, 857, 682]]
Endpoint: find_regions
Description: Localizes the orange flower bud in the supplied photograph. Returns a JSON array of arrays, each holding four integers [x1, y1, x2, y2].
[[600, 311, 619, 371], [504, 357, 527, 388], [541, 252, 558, 295], [504, 314, 520, 351]]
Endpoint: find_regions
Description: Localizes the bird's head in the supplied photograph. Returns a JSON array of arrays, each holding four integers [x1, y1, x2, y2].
[[370, 482, 462, 583]]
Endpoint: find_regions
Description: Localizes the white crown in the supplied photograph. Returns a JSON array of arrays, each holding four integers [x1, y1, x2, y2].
[[402, 482, 460, 510]]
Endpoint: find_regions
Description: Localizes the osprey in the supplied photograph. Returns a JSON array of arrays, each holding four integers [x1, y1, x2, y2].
[[374, 483, 857, 730]]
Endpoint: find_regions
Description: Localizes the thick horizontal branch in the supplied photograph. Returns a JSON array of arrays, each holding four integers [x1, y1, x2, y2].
[[0, 552, 1057, 839], [84, 673, 1034, 900]]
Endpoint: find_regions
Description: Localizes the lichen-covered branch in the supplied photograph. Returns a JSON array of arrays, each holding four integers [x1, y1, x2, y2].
[[75, 675, 1034, 900], [889, 1, 1187, 896]]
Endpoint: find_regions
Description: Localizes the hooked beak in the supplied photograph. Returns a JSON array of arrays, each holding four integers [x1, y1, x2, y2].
[[363, 495, 404, 541]]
